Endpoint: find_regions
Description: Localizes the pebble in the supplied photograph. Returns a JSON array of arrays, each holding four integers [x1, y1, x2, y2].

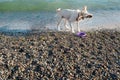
[[19, 48, 24, 53], [0, 30, 119, 80], [25, 53, 31, 59]]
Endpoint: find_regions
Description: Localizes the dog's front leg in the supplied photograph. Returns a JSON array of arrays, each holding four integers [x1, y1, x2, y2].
[[77, 22, 80, 32], [57, 18, 62, 31], [69, 22, 75, 33]]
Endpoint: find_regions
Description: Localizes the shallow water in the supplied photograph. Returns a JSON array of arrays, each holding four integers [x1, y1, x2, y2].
[[0, 0, 120, 32], [0, 0, 120, 11]]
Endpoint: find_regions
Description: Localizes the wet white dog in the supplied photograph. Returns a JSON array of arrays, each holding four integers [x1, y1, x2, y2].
[[56, 6, 92, 33]]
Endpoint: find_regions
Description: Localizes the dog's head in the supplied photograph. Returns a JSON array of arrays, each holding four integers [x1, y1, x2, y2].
[[80, 6, 93, 20]]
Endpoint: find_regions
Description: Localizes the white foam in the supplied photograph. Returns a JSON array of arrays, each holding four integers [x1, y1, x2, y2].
[[8, 20, 31, 30]]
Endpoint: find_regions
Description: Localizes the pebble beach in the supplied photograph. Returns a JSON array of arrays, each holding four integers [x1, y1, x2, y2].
[[0, 30, 120, 80]]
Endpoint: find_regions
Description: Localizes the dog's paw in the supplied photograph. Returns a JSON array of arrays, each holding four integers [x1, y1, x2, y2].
[[78, 29, 81, 32], [72, 30, 75, 33], [58, 28, 62, 31], [65, 28, 70, 31]]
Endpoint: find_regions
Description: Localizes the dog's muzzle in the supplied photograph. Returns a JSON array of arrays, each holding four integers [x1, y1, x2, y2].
[[86, 15, 93, 18]]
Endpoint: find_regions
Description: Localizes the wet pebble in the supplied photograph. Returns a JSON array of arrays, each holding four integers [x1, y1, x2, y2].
[[109, 73, 118, 80], [19, 48, 24, 53], [25, 53, 31, 59], [48, 50, 53, 56], [86, 63, 92, 68]]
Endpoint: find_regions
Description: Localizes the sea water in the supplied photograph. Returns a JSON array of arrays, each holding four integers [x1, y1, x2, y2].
[[0, 0, 120, 32]]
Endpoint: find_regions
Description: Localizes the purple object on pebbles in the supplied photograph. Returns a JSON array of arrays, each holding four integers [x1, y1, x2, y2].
[[77, 32, 87, 37]]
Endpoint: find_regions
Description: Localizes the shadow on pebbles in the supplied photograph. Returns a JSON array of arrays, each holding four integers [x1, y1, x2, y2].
[[0, 30, 120, 80]]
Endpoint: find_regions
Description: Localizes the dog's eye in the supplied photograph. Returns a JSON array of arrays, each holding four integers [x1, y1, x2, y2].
[[87, 15, 92, 18], [82, 17, 84, 20]]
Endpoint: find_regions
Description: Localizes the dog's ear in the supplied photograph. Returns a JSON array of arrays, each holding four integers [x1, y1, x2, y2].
[[82, 6, 87, 12]]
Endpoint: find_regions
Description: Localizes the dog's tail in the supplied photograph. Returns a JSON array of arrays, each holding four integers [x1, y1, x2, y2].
[[56, 8, 61, 12]]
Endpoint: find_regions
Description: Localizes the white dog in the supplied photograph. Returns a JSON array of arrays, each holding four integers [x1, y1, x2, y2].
[[56, 6, 92, 33]]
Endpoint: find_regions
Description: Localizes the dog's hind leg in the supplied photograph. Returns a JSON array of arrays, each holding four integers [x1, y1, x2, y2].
[[57, 18, 62, 31], [63, 19, 67, 31], [77, 22, 80, 32], [64, 19, 70, 31]]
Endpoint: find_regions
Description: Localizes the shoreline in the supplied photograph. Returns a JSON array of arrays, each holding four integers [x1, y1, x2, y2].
[[0, 28, 120, 36], [0, 29, 120, 79], [0, 10, 120, 32]]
